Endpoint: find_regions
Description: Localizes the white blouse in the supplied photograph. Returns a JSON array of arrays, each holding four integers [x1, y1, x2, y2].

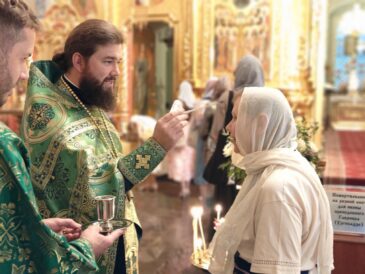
[[237, 167, 321, 274]]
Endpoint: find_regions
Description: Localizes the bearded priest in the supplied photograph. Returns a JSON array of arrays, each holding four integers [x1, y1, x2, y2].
[[21, 19, 188, 274]]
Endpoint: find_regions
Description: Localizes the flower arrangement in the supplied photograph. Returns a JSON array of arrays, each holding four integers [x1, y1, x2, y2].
[[219, 117, 323, 185], [295, 117, 321, 170]]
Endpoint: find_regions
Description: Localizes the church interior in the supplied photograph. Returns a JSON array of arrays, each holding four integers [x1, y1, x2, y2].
[[1, 0, 365, 273]]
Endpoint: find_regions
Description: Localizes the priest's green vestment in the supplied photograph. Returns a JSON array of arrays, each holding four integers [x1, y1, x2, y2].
[[0, 122, 98, 273], [21, 61, 166, 274]]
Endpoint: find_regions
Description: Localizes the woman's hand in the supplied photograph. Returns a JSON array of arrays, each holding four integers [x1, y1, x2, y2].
[[213, 218, 225, 231]]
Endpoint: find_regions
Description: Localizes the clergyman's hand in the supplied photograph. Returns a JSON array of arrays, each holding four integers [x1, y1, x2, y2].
[[81, 224, 125, 257], [152, 111, 188, 151], [43, 218, 82, 241]]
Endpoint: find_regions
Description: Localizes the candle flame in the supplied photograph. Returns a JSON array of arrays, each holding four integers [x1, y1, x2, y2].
[[190, 206, 203, 218], [214, 204, 222, 212]]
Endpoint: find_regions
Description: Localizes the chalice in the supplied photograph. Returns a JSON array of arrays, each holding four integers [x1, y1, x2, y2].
[[95, 195, 116, 235]]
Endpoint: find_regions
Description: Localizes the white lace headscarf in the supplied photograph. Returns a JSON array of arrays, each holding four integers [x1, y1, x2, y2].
[[209, 87, 333, 274]]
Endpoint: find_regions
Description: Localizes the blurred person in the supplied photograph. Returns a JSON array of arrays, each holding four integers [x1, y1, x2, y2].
[[20, 19, 188, 273], [194, 77, 230, 204], [209, 87, 333, 274], [203, 76, 231, 162], [166, 80, 196, 198], [0, 1, 124, 273], [191, 77, 218, 187]]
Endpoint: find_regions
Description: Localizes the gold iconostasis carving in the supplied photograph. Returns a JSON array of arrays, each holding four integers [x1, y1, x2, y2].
[[213, 1, 271, 79]]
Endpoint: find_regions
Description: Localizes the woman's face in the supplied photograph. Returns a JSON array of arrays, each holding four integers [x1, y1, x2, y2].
[[226, 96, 241, 153]]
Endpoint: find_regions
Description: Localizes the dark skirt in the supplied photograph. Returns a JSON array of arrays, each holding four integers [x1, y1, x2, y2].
[[234, 253, 310, 274], [203, 91, 237, 241]]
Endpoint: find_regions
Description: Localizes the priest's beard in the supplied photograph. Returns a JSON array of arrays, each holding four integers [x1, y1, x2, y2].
[[77, 71, 117, 112]]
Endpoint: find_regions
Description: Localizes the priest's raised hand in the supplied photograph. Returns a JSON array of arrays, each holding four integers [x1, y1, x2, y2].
[[152, 111, 189, 151]]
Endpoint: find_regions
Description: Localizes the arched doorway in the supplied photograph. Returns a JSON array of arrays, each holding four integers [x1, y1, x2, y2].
[[132, 22, 174, 118]]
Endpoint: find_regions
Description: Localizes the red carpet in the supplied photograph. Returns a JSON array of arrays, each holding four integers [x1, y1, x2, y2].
[[338, 131, 365, 181], [324, 129, 365, 186]]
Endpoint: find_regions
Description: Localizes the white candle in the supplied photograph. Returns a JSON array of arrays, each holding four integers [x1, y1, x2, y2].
[[215, 204, 222, 220], [196, 207, 207, 251], [192, 218, 197, 253], [196, 237, 203, 261], [191, 207, 201, 256]]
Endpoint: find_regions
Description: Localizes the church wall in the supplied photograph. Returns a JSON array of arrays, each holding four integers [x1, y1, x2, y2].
[[213, 0, 271, 83], [2, 0, 326, 140]]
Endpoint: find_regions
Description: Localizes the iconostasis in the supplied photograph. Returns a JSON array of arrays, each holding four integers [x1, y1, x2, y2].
[[2, 0, 326, 136]]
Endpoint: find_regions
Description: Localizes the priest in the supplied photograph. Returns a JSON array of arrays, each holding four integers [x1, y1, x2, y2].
[[21, 19, 188, 273]]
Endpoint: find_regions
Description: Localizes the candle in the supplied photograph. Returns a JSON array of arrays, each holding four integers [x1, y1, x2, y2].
[[215, 204, 222, 221], [196, 207, 206, 251], [196, 238, 203, 250], [191, 206, 206, 253], [196, 238, 203, 263], [192, 218, 197, 253], [190, 206, 201, 219], [191, 207, 201, 256]]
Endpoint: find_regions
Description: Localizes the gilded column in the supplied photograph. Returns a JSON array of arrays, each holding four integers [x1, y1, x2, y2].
[[268, 0, 282, 87], [312, 0, 327, 145], [182, 0, 193, 81], [200, 0, 215, 87]]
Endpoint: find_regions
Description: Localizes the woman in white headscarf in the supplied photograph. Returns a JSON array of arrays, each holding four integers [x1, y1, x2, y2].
[[208, 87, 333, 274]]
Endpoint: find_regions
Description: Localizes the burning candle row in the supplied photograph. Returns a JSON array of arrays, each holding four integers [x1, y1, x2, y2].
[[190, 206, 206, 257], [190, 204, 225, 259]]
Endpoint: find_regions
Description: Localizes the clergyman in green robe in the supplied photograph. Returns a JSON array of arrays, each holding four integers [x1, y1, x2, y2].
[[0, 1, 124, 273], [21, 19, 188, 274], [0, 123, 99, 273]]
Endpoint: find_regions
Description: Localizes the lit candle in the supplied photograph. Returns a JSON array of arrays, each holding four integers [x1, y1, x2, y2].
[[191, 218, 196, 253], [196, 238, 203, 263], [215, 204, 222, 221], [196, 238, 203, 250], [196, 207, 207, 251], [190, 207, 200, 255]]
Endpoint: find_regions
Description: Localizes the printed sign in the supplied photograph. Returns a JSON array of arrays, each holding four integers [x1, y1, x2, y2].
[[325, 185, 365, 235]]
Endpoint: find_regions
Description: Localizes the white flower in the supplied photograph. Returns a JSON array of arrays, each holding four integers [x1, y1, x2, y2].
[[297, 139, 306, 152], [223, 141, 233, 157], [309, 141, 318, 153], [227, 174, 235, 185], [295, 116, 304, 124]]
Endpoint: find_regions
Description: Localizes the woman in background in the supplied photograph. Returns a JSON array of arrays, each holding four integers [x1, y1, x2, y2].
[[166, 81, 196, 197]]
